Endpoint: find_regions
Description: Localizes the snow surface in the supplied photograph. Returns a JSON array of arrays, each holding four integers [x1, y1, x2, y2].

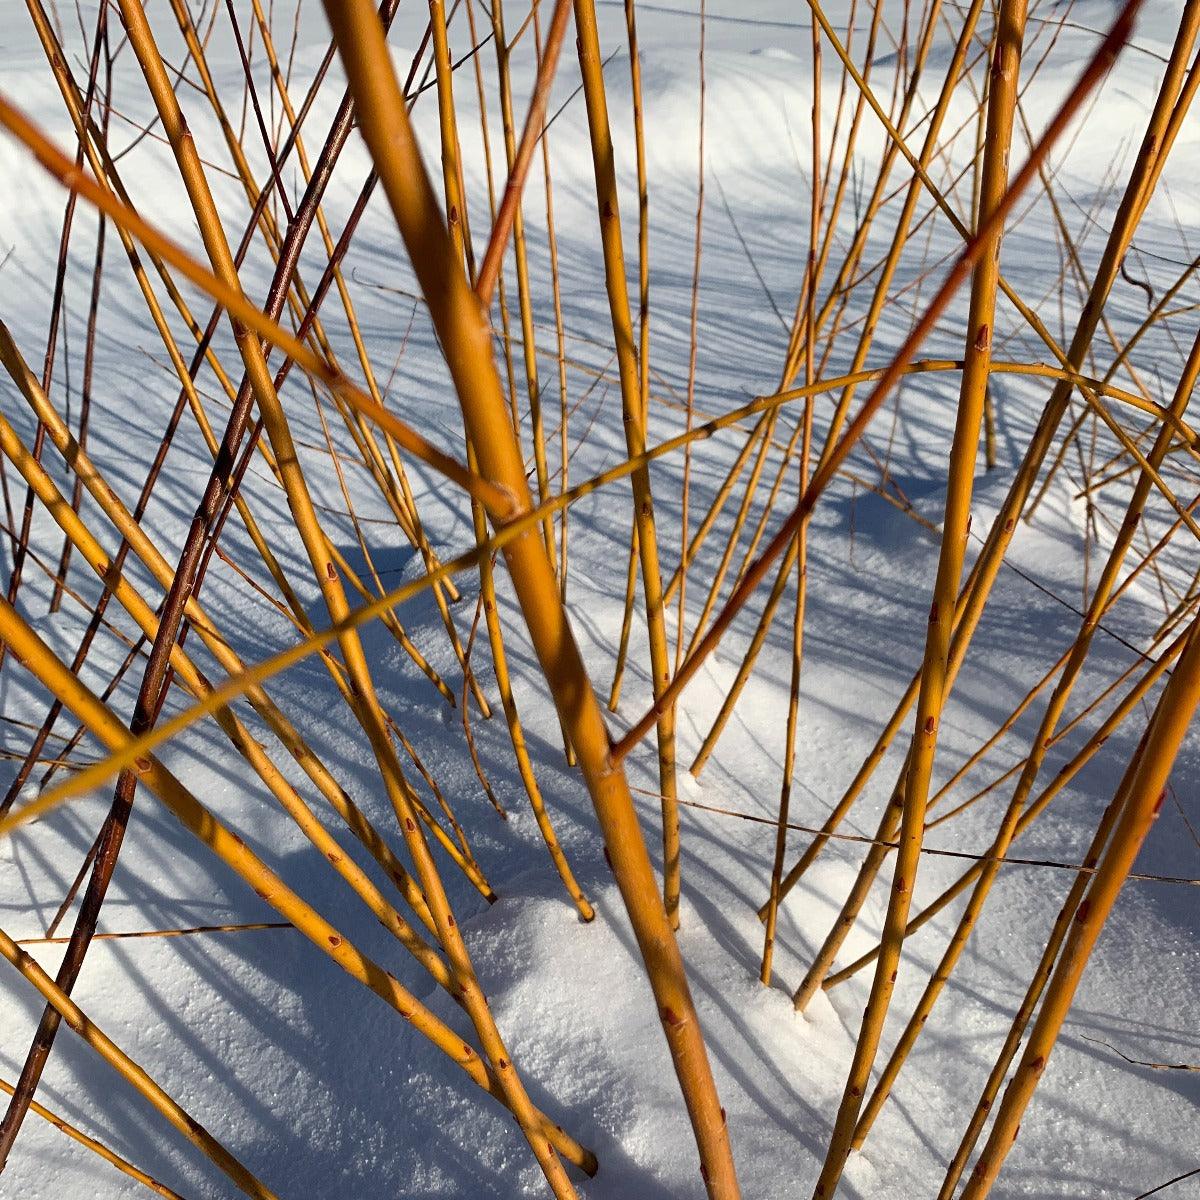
[[0, 0, 1198, 1197]]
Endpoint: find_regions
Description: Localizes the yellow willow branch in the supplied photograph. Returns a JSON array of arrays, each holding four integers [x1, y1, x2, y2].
[[959, 611, 1200, 1198], [848, 319, 1200, 1151], [457, 0, 593, 917], [571, 0, 682, 927], [475, 0, 572, 306], [0, 348, 1185, 845], [0, 91, 509, 515], [811, 4, 1028, 1189], [0, 1075, 188, 1199], [0, 595, 592, 1173], [611, 0, 1145, 764], [0, 921, 278, 1199], [319, 1, 737, 1192]]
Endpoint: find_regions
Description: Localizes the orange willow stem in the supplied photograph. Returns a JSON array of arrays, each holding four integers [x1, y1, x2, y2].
[[811, 5, 1027, 1191], [612, 0, 1140, 766], [760, 397, 813, 987], [850, 318, 1200, 1149], [233, 0, 478, 687], [426, 0, 519, 816], [759, 0, 1200, 943], [571, 0, 682, 926], [450, 0, 593, 917], [320, 2, 739, 1194], [0, 595, 591, 1173], [485, 0, 556, 564], [760, 3, 820, 987], [0, 925, 276, 1199], [959, 610, 1200, 1198], [0, 93, 507, 515], [475, 0, 573, 303], [464, 0, 522, 437], [531, 0, 573, 597], [0, 1075, 187, 1200], [606, 0, 652, 713], [114, 3, 575, 1191], [675, 0, 705, 674]]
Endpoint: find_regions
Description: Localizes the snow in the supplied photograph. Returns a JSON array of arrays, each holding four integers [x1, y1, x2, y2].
[[0, 0, 1198, 1197]]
